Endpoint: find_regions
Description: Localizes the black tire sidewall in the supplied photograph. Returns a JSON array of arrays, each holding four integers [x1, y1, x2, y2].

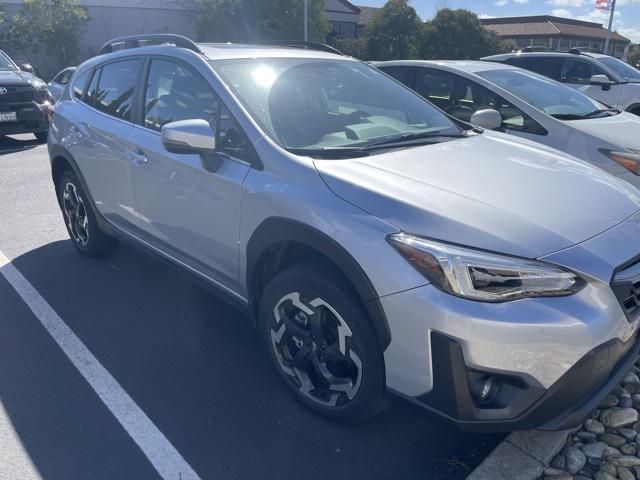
[[58, 170, 116, 257], [259, 263, 386, 423]]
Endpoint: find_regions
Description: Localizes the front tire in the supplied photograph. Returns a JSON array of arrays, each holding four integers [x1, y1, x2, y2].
[[259, 262, 386, 423], [58, 170, 118, 257]]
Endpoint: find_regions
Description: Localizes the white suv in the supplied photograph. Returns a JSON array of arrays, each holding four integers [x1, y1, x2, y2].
[[484, 50, 640, 115], [49, 35, 640, 431]]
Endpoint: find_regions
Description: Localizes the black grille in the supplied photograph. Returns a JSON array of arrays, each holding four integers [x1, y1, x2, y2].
[[0, 85, 35, 103], [612, 259, 640, 321]]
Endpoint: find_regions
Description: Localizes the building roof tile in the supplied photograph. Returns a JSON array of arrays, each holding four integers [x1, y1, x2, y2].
[[481, 15, 630, 43]]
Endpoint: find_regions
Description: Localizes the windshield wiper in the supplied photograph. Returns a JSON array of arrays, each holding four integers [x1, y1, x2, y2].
[[364, 131, 469, 148], [286, 146, 371, 158], [287, 131, 470, 158], [551, 108, 620, 120]]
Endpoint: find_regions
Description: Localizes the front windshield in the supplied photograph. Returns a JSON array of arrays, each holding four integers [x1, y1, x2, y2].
[[213, 58, 461, 151], [598, 57, 640, 83], [478, 68, 607, 118], [0, 52, 16, 72]]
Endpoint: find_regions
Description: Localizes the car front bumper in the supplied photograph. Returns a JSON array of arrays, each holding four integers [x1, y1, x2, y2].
[[380, 210, 640, 432], [0, 100, 49, 136]]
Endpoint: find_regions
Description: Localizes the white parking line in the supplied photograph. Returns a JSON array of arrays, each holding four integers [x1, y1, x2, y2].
[[0, 250, 202, 480]]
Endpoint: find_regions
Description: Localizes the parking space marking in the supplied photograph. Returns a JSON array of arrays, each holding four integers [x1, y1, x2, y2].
[[0, 250, 203, 480]]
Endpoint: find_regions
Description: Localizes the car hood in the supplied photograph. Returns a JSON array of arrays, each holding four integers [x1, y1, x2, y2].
[[566, 111, 640, 151], [315, 132, 640, 258], [0, 69, 37, 85]]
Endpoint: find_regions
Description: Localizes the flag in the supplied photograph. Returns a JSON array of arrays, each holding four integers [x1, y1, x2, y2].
[[596, 0, 612, 10]]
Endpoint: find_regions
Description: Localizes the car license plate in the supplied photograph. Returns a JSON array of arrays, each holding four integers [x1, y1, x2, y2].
[[0, 112, 17, 122]]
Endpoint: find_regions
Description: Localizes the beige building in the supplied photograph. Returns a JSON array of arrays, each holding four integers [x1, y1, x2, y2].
[[481, 15, 631, 59]]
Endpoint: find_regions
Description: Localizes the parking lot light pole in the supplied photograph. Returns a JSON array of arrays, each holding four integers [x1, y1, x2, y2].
[[304, 0, 308, 41]]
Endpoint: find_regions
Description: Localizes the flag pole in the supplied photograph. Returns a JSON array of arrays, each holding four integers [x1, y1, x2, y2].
[[604, 0, 616, 55]]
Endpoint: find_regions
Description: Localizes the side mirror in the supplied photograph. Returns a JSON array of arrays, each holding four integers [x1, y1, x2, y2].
[[20, 63, 34, 73], [470, 109, 502, 130], [161, 119, 216, 154], [590, 74, 612, 89]]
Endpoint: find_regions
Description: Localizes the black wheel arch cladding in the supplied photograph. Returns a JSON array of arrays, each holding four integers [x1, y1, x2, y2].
[[246, 217, 391, 351]]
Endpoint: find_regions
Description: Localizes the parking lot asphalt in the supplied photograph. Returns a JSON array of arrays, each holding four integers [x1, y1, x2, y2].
[[0, 134, 504, 480]]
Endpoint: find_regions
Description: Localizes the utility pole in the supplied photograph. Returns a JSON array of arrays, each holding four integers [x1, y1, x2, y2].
[[604, 0, 617, 55], [304, 0, 308, 41]]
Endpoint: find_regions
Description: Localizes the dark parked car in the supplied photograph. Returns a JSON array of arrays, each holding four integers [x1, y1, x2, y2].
[[0, 49, 51, 141]]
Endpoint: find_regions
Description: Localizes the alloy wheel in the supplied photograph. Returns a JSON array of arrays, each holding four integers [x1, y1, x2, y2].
[[270, 292, 363, 407], [62, 182, 89, 246]]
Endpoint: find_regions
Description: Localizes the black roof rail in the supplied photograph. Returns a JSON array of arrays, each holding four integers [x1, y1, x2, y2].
[[97, 34, 202, 56], [254, 40, 344, 56], [520, 46, 554, 53], [568, 47, 602, 55]]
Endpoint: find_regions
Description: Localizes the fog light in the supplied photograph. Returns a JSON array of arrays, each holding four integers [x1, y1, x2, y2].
[[473, 376, 499, 404]]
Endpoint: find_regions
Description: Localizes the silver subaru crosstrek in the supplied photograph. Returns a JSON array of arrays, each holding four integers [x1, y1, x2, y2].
[[49, 34, 640, 431]]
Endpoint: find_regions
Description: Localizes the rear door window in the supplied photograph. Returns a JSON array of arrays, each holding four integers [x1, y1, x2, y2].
[[379, 66, 415, 87], [93, 58, 141, 121], [509, 57, 564, 81], [412, 69, 456, 110]]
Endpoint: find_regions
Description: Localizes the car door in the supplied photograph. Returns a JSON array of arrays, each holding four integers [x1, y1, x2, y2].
[[127, 57, 253, 292], [64, 58, 142, 230], [560, 58, 623, 107]]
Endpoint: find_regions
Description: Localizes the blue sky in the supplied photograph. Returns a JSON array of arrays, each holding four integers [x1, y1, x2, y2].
[[354, 0, 640, 43]]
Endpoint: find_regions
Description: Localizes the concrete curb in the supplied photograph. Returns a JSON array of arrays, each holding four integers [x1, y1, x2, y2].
[[467, 428, 577, 480]]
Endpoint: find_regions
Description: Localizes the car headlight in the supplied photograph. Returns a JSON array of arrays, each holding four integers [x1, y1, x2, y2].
[[32, 79, 46, 90], [604, 150, 640, 175], [387, 233, 584, 302]]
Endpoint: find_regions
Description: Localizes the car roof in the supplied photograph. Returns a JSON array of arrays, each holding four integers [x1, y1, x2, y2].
[[373, 59, 517, 74], [197, 43, 348, 61], [483, 51, 605, 61], [77, 41, 352, 74]]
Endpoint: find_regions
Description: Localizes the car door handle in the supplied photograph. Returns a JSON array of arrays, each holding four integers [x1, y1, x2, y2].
[[127, 149, 148, 166], [69, 125, 82, 139]]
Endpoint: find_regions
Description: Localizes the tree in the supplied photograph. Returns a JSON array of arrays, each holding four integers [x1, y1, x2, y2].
[[192, 0, 329, 43], [329, 36, 369, 58], [421, 9, 509, 60], [627, 45, 640, 69], [263, 0, 330, 41], [363, 0, 424, 60], [4, 0, 88, 68]]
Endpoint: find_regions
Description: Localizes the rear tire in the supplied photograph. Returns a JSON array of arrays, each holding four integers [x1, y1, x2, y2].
[[259, 262, 386, 423], [58, 170, 118, 257], [34, 131, 47, 143]]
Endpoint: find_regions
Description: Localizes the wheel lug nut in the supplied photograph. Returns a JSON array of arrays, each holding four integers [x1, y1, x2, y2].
[[294, 311, 308, 325]]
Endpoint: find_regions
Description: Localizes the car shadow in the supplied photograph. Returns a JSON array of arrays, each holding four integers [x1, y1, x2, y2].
[[0, 134, 43, 155], [1, 239, 504, 480]]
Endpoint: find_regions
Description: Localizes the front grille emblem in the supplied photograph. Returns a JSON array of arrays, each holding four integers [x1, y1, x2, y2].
[[0, 87, 7, 95]]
